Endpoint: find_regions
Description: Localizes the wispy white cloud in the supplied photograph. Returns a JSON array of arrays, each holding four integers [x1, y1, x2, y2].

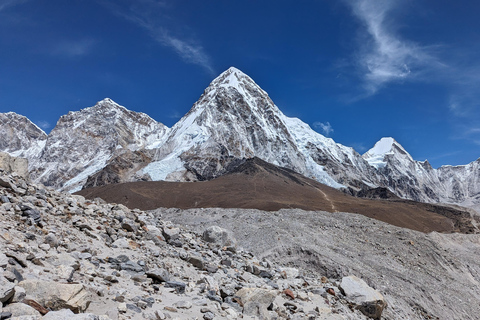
[[313, 121, 334, 136], [345, 0, 480, 147], [36, 120, 51, 130], [350, 142, 368, 154], [0, 0, 28, 11], [346, 0, 440, 94], [51, 39, 96, 58], [102, 0, 215, 75]]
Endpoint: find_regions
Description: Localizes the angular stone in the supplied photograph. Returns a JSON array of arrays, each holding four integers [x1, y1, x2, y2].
[[0, 252, 8, 268], [234, 287, 277, 318], [202, 226, 236, 247], [174, 300, 192, 309], [146, 268, 170, 283], [339, 275, 387, 319], [162, 227, 180, 241], [120, 260, 143, 273], [2, 302, 41, 317], [279, 267, 300, 279], [0, 275, 15, 303], [187, 255, 205, 270], [22, 208, 41, 224], [164, 281, 186, 294], [121, 219, 137, 233], [19, 279, 92, 313]]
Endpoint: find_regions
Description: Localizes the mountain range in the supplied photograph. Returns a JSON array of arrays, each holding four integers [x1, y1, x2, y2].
[[1, 67, 479, 212]]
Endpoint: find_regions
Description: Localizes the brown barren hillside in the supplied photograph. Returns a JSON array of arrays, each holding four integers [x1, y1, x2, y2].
[[77, 158, 478, 234]]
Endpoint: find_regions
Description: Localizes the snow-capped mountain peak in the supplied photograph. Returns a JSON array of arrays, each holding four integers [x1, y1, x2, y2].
[[0, 112, 47, 164], [363, 137, 413, 169]]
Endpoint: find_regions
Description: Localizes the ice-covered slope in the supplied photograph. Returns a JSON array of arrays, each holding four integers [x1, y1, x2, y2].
[[0, 112, 47, 167], [142, 67, 376, 188], [29, 98, 168, 192]]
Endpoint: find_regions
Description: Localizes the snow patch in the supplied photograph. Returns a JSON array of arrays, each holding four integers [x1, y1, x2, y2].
[[142, 154, 185, 181]]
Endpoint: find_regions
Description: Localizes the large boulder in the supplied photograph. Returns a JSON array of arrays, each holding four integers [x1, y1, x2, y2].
[[339, 275, 387, 319], [2, 303, 41, 317], [18, 280, 92, 313], [234, 287, 277, 318], [202, 226, 236, 247], [0, 152, 29, 179]]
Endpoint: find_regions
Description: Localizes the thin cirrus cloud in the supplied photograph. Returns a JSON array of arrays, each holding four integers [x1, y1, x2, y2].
[[346, 0, 438, 95], [313, 121, 334, 136], [50, 39, 96, 58], [36, 120, 51, 130], [0, 0, 28, 11], [102, 0, 215, 75], [346, 0, 480, 145]]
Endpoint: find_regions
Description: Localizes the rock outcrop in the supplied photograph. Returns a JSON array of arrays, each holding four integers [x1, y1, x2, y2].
[[0, 152, 28, 180]]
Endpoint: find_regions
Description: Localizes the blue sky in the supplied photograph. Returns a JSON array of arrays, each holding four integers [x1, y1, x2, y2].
[[1, 0, 479, 168]]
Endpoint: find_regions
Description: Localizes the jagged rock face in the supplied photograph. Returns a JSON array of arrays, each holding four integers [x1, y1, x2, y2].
[[0, 112, 47, 165], [362, 137, 480, 210], [437, 159, 480, 210], [82, 149, 154, 189], [29, 99, 167, 192]]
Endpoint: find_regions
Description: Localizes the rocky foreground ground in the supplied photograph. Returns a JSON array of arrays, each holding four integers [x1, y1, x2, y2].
[[158, 208, 480, 320], [0, 168, 391, 319]]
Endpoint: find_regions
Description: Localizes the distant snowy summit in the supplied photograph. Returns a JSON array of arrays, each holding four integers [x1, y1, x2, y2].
[[1, 67, 479, 211]]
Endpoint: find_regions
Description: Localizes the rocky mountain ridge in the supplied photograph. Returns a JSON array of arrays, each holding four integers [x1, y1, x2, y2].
[[1, 67, 479, 211]]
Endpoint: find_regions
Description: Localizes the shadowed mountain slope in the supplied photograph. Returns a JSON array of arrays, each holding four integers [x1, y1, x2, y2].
[[77, 157, 478, 234]]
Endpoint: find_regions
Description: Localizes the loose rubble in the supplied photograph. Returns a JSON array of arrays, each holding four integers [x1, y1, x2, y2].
[[0, 168, 382, 319]]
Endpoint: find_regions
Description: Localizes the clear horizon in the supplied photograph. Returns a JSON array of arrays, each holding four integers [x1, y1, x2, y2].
[[1, 1, 479, 168]]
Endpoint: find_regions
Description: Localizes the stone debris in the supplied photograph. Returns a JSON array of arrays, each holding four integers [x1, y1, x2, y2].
[[0, 168, 379, 319]]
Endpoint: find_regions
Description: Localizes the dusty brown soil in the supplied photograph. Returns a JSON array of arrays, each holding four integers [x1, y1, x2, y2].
[[77, 158, 477, 234]]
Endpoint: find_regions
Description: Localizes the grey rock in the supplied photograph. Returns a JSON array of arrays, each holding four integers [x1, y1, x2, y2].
[[44, 233, 59, 248], [203, 312, 215, 320], [162, 227, 180, 241], [187, 255, 205, 270], [146, 268, 170, 283], [339, 275, 386, 319], [21, 209, 41, 224], [126, 303, 142, 313], [19, 279, 92, 313], [173, 301, 192, 309], [234, 287, 277, 318], [0, 276, 15, 303], [0, 253, 8, 268], [121, 219, 137, 233], [202, 226, 236, 247], [2, 303, 41, 317], [0, 312, 12, 320], [120, 261, 143, 273], [10, 285, 26, 303], [164, 281, 186, 294]]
